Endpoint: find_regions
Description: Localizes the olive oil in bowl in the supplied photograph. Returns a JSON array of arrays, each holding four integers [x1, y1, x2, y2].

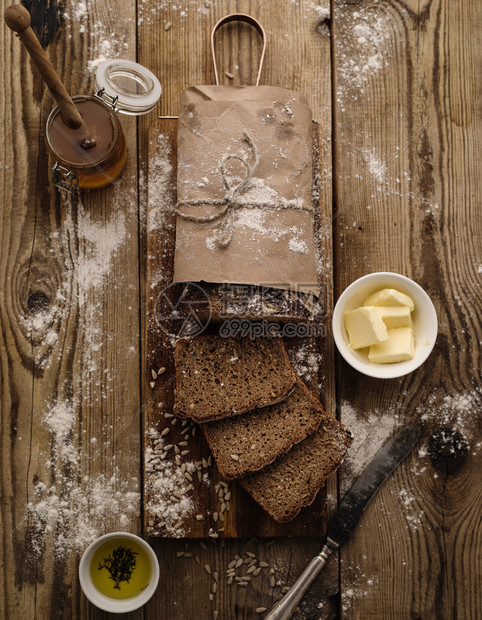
[[79, 532, 160, 613], [90, 536, 152, 599]]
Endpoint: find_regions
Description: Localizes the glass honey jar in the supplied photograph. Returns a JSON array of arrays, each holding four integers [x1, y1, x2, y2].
[[45, 59, 161, 190]]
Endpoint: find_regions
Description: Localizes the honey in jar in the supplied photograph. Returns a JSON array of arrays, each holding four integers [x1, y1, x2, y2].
[[46, 60, 162, 190], [46, 95, 127, 190]]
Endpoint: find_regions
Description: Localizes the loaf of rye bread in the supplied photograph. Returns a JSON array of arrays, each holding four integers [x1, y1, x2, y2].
[[240, 415, 352, 522], [200, 377, 325, 479], [177, 283, 321, 324], [173, 334, 296, 423]]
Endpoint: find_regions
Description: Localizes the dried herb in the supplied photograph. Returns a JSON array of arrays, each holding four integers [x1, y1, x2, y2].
[[98, 545, 138, 590]]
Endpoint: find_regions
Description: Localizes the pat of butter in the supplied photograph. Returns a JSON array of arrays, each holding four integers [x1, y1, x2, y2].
[[368, 327, 415, 363], [363, 288, 415, 311], [344, 307, 389, 350], [374, 305, 412, 329]]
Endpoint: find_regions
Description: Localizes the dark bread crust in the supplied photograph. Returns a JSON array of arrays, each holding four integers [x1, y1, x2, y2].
[[178, 283, 320, 324], [240, 415, 353, 523], [173, 335, 296, 423], [201, 377, 325, 479]]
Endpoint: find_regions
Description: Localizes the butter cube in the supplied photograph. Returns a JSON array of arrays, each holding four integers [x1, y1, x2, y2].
[[374, 306, 413, 329], [363, 288, 415, 311], [344, 307, 389, 350], [368, 327, 415, 364]]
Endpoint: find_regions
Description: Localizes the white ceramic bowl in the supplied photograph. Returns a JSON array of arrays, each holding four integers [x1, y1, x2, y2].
[[332, 272, 437, 379], [79, 532, 159, 613]]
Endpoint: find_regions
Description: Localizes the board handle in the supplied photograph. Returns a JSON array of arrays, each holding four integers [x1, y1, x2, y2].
[[210, 13, 266, 86], [4, 4, 83, 128]]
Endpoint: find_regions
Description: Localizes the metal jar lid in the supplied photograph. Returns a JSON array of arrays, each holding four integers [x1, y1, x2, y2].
[[94, 59, 162, 115]]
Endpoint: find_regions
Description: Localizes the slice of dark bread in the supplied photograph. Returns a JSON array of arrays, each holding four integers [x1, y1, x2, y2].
[[240, 415, 352, 522], [173, 335, 296, 423], [201, 377, 325, 479]]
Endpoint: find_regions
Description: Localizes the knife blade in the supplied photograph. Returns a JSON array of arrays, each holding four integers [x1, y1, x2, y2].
[[264, 423, 420, 620]]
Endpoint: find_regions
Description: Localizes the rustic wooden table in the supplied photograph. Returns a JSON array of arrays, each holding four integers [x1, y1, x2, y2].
[[1, 1, 480, 618]]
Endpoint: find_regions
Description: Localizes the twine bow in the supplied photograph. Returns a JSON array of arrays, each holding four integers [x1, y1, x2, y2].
[[175, 132, 313, 248]]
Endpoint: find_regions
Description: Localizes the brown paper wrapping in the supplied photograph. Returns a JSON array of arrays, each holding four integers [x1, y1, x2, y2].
[[173, 85, 319, 297]]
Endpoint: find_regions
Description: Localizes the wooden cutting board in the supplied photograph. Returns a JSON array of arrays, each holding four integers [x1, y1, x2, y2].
[[144, 119, 332, 537]]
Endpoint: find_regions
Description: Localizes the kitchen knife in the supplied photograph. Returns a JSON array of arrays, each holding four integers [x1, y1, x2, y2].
[[264, 423, 421, 620]]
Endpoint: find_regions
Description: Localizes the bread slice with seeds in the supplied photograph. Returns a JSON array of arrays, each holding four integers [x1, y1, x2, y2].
[[173, 334, 296, 423], [201, 377, 325, 479], [240, 415, 352, 522]]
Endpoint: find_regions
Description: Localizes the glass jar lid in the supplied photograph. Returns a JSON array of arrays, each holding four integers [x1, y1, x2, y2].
[[94, 59, 162, 115]]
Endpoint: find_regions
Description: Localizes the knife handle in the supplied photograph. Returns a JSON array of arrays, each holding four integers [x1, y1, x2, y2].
[[264, 541, 337, 620]]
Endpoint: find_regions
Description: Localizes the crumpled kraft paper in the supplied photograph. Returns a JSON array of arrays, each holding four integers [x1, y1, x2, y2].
[[173, 85, 319, 296]]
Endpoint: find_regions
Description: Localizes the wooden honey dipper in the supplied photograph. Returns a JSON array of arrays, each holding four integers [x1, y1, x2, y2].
[[4, 3, 83, 129]]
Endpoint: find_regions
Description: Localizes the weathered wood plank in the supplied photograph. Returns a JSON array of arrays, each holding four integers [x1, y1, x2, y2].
[[332, 0, 481, 618], [138, 0, 337, 617], [0, 0, 141, 617]]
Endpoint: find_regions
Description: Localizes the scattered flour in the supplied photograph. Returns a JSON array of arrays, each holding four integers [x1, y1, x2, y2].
[[147, 133, 174, 234], [362, 147, 386, 188], [289, 340, 322, 384], [64, 2, 130, 71], [25, 397, 140, 563], [335, 6, 392, 99], [340, 401, 402, 487]]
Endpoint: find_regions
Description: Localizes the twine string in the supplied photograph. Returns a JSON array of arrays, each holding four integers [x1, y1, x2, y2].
[[175, 131, 313, 248]]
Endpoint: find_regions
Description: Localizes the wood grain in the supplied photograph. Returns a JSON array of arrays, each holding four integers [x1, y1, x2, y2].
[[332, 0, 481, 618], [0, 0, 141, 617], [1, 0, 479, 618]]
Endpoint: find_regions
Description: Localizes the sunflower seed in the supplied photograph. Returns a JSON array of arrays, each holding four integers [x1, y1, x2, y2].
[[150, 381, 156, 388], [230, 454, 239, 461], [196, 514, 204, 521], [151, 369, 158, 380], [253, 567, 262, 576], [225, 71, 234, 79], [204, 563, 212, 574], [237, 582, 248, 587], [161, 428, 170, 436], [256, 608, 267, 614], [259, 561, 269, 568], [164, 22, 172, 31], [158, 367, 166, 375]]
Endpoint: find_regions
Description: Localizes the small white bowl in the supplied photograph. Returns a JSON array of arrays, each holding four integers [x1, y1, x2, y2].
[[332, 272, 437, 379], [79, 532, 159, 613]]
